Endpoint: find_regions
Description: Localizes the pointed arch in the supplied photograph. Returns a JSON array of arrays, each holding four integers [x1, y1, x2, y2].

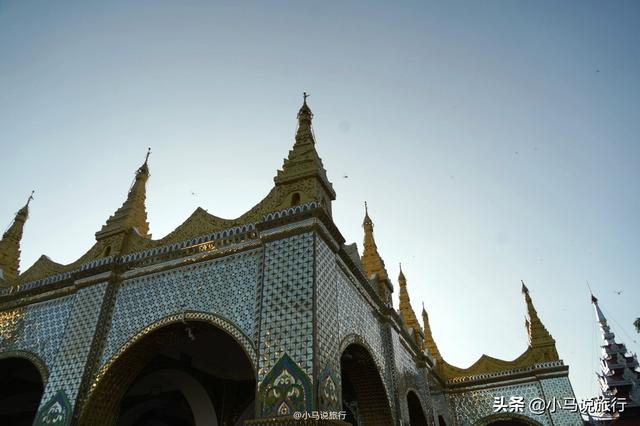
[[79, 311, 257, 426]]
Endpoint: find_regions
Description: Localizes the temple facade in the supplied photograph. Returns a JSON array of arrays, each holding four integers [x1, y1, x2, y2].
[[0, 97, 583, 425]]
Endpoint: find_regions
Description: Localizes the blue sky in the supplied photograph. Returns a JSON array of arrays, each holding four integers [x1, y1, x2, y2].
[[1, 1, 638, 402]]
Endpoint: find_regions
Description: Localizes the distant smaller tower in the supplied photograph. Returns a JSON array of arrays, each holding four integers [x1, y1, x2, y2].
[[591, 293, 640, 420]]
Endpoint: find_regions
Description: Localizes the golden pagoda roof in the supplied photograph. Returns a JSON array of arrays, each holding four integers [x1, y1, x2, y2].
[[12, 95, 336, 286]]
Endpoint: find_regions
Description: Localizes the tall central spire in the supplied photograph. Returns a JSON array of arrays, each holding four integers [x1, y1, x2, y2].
[[0, 192, 34, 284], [274, 93, 336, 213], [521, 281, 558, 359]]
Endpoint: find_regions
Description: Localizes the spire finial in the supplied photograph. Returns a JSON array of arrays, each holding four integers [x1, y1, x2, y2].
[[136, 147, 151, 177], [363, 201, 373, 227], [521, 279, 529, 293], [587, 281, 598, 304], [398, 262, 406, 282], [295, 92, 314, 144], [26, 190, 35, 208]]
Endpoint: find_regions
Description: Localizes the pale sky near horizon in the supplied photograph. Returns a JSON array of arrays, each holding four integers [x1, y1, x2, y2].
[[1, 1, 638, 404]]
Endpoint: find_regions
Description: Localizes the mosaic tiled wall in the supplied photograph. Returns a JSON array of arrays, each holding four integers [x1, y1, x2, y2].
[[0, 294, 74, 375], [449, 381, 551, 426], [393, 331, 433, 424], [315, 237, 341, 411], [257, 232, 315, 415], [540, 376, 583, 425], [100, 249, 261, 369], [335, 262, 392, 404], [430, 389, 453, 425], [38, 283, 107, 408]]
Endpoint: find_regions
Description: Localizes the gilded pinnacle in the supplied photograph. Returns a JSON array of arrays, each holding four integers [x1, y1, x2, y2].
[[360, 203, 387, 281], [96, 152, 152, 244], [0, 194, 33, 284], [398, 265, 421, 335], [521, 282, 557, 356], [421, 303, 442, 360]]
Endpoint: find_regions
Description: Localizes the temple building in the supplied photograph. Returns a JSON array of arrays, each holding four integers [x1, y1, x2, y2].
[[587, 294, 640, 424], [0, 96, 583, 425]]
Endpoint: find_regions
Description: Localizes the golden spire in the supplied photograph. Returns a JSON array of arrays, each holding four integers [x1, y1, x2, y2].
[[0, 191, 34, 284], [422, 303, 442, 360], [398, 263, 422, 334], [521, 281, 558, 358], [360, 202, 393, 303], [274, 93, 336, 210], [361, 202, 388, 282], [96, 149, 152, 243]]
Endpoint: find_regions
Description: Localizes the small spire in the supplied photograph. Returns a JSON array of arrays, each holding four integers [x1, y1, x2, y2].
[[360, 203, 388, 281], [0, 193, 34, 283], [521, 279, 529, 294], [359, 203, 393, 303], [422, 303, 442, 360], [398, 265, 422, 337]]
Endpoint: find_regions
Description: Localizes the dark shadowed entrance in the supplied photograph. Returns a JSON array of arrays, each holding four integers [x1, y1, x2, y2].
[[0, 356, 45, 426], [407, 390, 428, 426], [79, 320, 255, 426], [340, 343, 393, 425]]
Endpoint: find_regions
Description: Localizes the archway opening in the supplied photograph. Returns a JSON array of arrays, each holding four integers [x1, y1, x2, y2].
[[0, 357, 45, 426], [340, 343, 393, 425], [80, 320, 255, 426], [407, 391, 428, 426]]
